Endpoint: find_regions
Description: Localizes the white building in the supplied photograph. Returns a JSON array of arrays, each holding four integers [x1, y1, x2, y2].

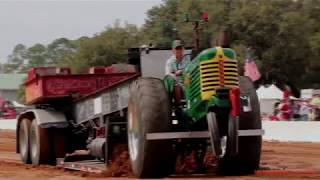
[[0, 74, 26, 101]]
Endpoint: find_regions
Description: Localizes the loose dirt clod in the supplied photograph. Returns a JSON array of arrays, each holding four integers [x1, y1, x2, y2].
[[102, 144, 133, 177]]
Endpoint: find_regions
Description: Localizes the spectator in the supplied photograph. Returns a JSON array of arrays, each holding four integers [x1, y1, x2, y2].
[[310, 94, 320, 121], [277, 99, 291, 121], [290, 99, 300, 120], [269, 101, 280, 121], [299, 100, 310, 121]]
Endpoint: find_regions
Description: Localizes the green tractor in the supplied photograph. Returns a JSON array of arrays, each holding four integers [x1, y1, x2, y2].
[[127, 16, 264, 178]]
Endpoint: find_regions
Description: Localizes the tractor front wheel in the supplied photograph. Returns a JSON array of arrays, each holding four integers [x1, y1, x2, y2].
[[219, 76, 262, 175]]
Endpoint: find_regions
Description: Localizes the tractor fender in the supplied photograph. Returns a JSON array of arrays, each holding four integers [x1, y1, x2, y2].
[[16, 109, 68, 153]]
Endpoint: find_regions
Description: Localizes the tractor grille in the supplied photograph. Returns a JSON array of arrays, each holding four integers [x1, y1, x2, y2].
[[200, 58, 239, 100], [189, 67, 201, 100]]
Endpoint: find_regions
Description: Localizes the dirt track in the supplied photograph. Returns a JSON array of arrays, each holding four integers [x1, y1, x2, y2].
[[1, 129, 320, 180]]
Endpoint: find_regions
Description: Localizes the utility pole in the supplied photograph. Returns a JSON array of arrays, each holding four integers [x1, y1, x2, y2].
[[183, 12, 208, 58], [220, 0, 233, 48]]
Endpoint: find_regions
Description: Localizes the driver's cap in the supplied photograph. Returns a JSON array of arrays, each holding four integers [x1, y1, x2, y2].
[[172, 40, 183, 49]]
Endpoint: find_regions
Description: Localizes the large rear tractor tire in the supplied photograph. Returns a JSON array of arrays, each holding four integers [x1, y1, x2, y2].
[[128, 78, 174, 178], [219, 76, 262, 175], [30, 120, 51, 165], [19, 118, 31, 164]]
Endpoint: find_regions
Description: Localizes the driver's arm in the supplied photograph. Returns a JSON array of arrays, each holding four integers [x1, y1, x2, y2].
[[175, 69, 183, 76], [165, 59, 175, 77]]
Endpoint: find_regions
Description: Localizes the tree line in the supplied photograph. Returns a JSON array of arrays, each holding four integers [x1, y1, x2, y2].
[[2, 0, 320, 90]]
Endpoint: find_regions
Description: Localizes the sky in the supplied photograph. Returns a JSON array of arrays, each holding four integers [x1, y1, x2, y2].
[[0, 0, 162, 62]]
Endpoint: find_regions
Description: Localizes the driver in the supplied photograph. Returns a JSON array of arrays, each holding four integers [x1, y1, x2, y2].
[[165, 40, 191, 79], [165, 40, 191, 106]]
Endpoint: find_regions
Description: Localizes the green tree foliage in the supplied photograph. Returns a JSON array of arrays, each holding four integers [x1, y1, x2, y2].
[[3, 44, 27, 73], [142, 0, 179, 47], [143, 0, 320, 89], [70, 22, 141, 73], [46, 38, 78, 66], [4, 0, 320, 91], [25, 43, 47, 68], [2, 38, 81, 73]]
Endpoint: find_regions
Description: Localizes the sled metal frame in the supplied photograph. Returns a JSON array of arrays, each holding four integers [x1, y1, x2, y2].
[[56, 158, 105, 173], [146, 129, 265, 140]]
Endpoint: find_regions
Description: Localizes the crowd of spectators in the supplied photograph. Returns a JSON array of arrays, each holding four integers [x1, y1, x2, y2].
[[269, 94, 320, 121]]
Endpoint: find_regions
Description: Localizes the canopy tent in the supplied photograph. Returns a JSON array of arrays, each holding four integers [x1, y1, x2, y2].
[[257, 84, 283, 99], [256, 84, 283, 115], [12, 101, 26, 108], [301, 89, 320, 99]]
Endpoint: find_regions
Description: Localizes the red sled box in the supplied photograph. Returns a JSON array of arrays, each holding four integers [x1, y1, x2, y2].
[[25, 66, 137, 105]]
